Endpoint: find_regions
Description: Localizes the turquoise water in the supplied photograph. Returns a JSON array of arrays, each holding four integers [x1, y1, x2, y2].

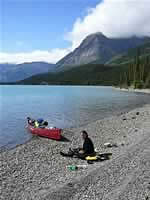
[[0, 85, 150, 149]]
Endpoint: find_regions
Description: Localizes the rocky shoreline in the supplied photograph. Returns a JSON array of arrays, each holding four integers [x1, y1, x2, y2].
[[1, 104, 150, 200], [114, 87, 150, 94]]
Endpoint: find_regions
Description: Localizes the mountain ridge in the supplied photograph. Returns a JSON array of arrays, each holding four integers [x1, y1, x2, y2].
[[1, 32, 150, 83], [0, 62, 55, 82], [56, 32, 150, 72]]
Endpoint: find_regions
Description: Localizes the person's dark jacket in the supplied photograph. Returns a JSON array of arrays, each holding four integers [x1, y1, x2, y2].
[[83, 137, 94, 155]]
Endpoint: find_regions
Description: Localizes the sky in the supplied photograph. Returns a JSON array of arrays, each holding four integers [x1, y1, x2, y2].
[[0, 0, 150, 64]]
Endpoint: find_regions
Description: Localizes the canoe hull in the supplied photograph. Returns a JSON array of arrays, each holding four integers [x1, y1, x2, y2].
[[27, 125, 62, 140]]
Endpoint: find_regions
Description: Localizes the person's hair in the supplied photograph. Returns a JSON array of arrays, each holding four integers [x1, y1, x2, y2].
[[81, 130, 88, 137]]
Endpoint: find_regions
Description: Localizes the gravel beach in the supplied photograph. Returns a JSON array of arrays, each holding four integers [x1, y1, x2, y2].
[[1, 103, 150, 200]]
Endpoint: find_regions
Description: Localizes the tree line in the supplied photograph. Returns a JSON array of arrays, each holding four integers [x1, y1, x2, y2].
[[119, 50, 150, 89]]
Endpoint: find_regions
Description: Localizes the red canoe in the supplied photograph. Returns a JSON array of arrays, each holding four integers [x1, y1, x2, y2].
[[27, 125, 62, 140]]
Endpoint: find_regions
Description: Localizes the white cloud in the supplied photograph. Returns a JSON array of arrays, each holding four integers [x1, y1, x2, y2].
[[67, 0, 150, 49], [0, 48, 71, 64]]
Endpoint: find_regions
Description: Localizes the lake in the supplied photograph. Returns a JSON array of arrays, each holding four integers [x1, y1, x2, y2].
[[1, 85, 150, 149]]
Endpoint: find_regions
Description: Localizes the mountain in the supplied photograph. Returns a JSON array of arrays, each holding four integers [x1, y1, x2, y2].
[[106, 41, 150, 65], [17, 63, 128, 86], [16, 38, 150, 86], [1, 33, 150, 84], [56, 32, 150, 72], [0, 62, 55, 82]]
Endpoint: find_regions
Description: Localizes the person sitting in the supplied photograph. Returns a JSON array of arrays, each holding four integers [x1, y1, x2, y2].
[[60, 130, 95, 159], [75, 130, 95, 159], [81, 130, 94, 153]]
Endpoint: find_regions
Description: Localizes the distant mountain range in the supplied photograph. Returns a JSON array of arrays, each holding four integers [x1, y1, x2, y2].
[[0, 32, 150, 83], [18, 39, 150, 86], [0, 62, 55, 82]]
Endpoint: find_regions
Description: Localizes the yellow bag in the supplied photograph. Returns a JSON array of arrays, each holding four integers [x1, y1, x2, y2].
[[85, 156, 98, 161]]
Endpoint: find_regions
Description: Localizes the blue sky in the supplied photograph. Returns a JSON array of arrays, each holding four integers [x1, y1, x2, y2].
[[1, 0, 101, 52], [1, 0, 150, 64]]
